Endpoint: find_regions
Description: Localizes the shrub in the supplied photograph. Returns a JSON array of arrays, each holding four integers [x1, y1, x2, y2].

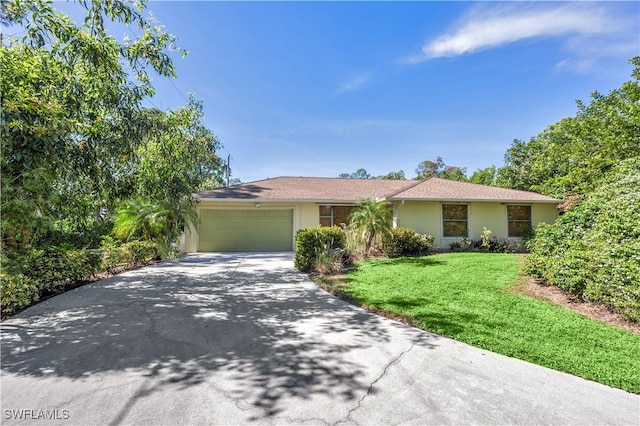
[[26, 246, 102, 292], [526, 157, 640, 321], [313, 246, 349, 275], [101, 240, 160, 270], [1, 241, 160, 318], [295, 226, 346, 272], [0, 246, 102, 317], [0, 272, 40, 317], [382, 228, 434, 257], [450, 235, 520, 254], [480, 227, 492, 249]]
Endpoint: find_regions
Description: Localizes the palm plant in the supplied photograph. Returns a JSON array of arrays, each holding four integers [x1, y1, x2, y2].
[[348, 198, 393, 257], [112, 198, 195, 256]]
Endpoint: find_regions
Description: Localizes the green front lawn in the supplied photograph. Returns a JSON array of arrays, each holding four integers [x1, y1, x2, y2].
[[335, 252, 640, 394]]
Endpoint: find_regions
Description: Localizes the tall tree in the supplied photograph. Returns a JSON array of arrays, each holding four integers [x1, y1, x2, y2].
[[378, 170, 406, 180], [1, 0, 225, 251], [339, 168, 371, 179], [496, 57, 640, 198], [469, 166, 497, 186], [415, 157, 468, 181]]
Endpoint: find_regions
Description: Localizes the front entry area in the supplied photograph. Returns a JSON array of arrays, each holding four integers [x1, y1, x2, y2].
[[198, 209, 293, 252]]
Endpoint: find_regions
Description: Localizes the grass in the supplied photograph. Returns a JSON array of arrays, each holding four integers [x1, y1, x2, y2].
[[322, 252, 640, 394]]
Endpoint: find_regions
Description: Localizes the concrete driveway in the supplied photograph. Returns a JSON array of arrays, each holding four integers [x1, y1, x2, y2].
[[1, 252, 638, 425]]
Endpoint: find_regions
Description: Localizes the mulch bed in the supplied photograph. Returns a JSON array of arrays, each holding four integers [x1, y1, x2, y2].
[[511, 278, 640, 336]]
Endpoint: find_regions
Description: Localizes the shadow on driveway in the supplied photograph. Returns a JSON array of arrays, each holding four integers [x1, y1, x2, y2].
[[1, 253, 434, 422]]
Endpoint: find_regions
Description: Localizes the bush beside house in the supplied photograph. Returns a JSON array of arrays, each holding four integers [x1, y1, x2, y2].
[[294, 226, 346, 272], [382, 227, 434, 257]]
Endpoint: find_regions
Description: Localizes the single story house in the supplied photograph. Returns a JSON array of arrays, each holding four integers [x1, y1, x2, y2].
[[183, 176, 560, 252]]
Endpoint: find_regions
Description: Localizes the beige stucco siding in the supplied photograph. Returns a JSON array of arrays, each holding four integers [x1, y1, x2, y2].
[[297, 203, 320, 229], [469, 203, 505, 239], [396, 201, 559, 250], [532, 203, 559, 228], [394, 201, 442, 246]]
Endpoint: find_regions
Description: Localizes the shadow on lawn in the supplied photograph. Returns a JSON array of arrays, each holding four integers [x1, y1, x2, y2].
[[376, 296, 485, 337], [359, 256, 447, 269], [1, 258, 435, 421]]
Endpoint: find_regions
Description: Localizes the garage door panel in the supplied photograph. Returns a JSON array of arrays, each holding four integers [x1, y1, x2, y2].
[[199, 209, 293, 252]]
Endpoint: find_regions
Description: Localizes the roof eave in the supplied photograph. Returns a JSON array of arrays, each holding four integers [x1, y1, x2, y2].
[[388, 197, 561, 203], [195, 197, 363, 204]]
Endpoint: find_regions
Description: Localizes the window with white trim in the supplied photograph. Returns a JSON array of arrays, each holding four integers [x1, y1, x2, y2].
[[442, 204, 468, 237], [507, 205, 532, 237]]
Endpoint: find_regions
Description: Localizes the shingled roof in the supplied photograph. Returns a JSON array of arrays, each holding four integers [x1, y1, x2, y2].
[[195, 176, 559, 203], [390, 177, 560, 203], [195, 177, 419, 202]]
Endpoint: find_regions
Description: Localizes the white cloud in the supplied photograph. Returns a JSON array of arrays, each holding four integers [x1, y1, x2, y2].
[[334, 72, 371, 96], [408, 3, 629, 63]]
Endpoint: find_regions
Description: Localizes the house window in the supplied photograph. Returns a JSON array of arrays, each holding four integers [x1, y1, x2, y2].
[[319, 206, 353, 227], [319, 206, 333, 227], [442, 204, 468, 237], [507, 205, 532, 237]]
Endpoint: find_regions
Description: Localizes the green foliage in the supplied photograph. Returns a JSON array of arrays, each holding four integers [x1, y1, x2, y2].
[[33, 219, 113, 250], [1, 246, 102, 316], [382, 227, 434, 258], [415, 156, 468, 181], [342, 253, 640, 393], [130, 99, 224, 206], [1, 241, 160, 317], [480, 227, 492, 249], [294, 226, 346, 272], [497, 57, 640, 198], [337, 169, 406, 180], [348, 198, 393, 256], [449, 235, 521, 253], [526, 158, 640, 321], [0, 272, 40, 317], [1, 0, 178, 249], [313, 245, 350, 275], [112, 198, 192, 257], [469, 166, 497, 186], [1, 1, 225, 255], [22, 247, 102, 293], [338, 168, 371, 179], [378, 170, 406, 180], [101, 240, 160, 270]]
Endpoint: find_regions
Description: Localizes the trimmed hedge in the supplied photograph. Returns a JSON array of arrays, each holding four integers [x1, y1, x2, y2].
[[101, 240, 160, 270], [294, 226, 346, 272], [1, 241, 161, 318], [382, 227, 434, 257]]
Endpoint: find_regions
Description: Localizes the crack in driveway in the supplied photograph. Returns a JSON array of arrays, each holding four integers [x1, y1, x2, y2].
[[334, 336, 426, 425]]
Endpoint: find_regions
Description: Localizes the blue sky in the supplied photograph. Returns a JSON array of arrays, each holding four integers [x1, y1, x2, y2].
[[58, 1, 640, 182]]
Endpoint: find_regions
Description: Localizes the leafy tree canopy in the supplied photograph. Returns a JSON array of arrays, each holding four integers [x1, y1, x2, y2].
[[339, 168, 372, 179], [378, 170, 406, 180], [415, 157, 468, 181], [1, 0, 225, 251], [338, 168, 406, 180], [469, 166, 497, 186], [496, 57, 640, 198]]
